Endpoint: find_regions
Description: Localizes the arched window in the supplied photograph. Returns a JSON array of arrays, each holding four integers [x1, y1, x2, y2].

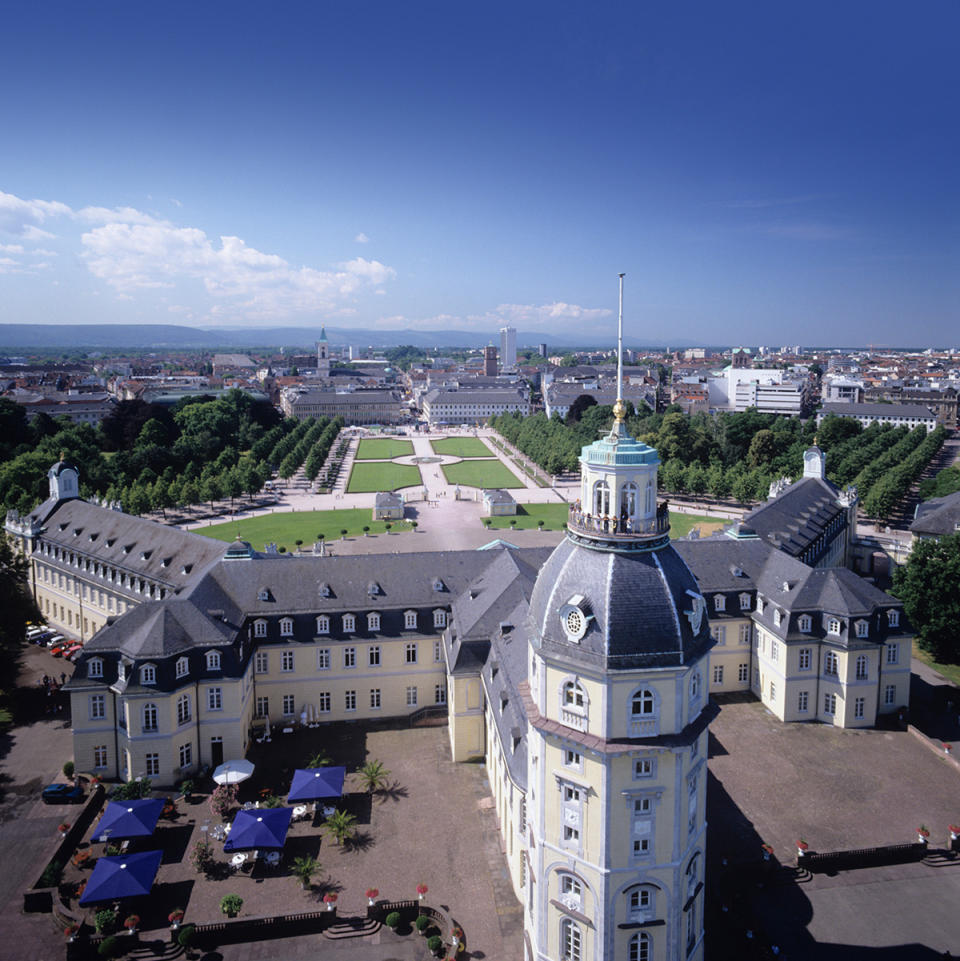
[[631, 688, 659, 735], [855, 620, 869, 638], [686, 852, 701, 897], [798, 614, 812, 633], [828, 617, 841, 635], [140, 663, 156, 685], [253, 619, 267, 638], [887, 609, 900, 627], [176, 693, 191, 726], [629, 933, 651, 961], [560, 918, 582, 961], [593, 479, 611, 516], [88, 657, 103, 679], [563, 681, 585, 709], [206, 650, 221, 671], [343, 613, 356, 632], [620, 482, 638, 518], [855, 654, 868, 680], [367, 612, 381, 631], [627, 885, 656, 922], [690, 672, 702, 703], [176, 656, 189, 678], [316, 615, 329, 634], [142, 703, 158, 732], [279, 617, 294, 637], [645, 480, 654, 514], [558, 873, 582, 910], [632, 688, 656, 716]]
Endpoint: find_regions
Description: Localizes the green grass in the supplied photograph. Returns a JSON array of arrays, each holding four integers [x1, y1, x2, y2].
[[347, 461, 422, 493], [483, 504, 569, 529], [913, 641, 960, 687], [199, 509, 410, 551], [430, 437, 494, 458], [442, 459, 524, 489], [668, 513, 727, 539], [354, 438, 415, 460]]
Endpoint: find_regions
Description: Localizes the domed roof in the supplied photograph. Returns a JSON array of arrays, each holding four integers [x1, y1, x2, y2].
[[48, 458, 79, 478], [529, 535, 712, 671]]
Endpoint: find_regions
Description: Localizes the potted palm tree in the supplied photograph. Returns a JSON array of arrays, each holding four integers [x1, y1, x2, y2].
[[357, 759, 390, 793], [220, 894, 243, 918], [324, 809, 358, 846], [292, 855, 320, 890]]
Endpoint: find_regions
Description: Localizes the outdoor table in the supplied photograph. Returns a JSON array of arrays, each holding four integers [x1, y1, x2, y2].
[[292, 805, 308, 820], [230, 853, 246, 868], [263, 851, 280, 866], [210, 824, 226, 841]]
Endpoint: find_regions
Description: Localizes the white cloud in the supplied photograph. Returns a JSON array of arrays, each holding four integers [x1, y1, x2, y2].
[[370, 301, 611, 333], [0, 190, 70, 237], [354, 232, 370, 243], [76, 205, 164, 226], [0, 243, 24, 253]]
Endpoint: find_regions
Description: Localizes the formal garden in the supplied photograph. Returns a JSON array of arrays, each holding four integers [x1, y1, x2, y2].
[[346, 461, 423, 493], [39, 724, 494, 959], [429, 437, 493, 458], [354, 438, 415, 460], [441, 459, 523, 490]]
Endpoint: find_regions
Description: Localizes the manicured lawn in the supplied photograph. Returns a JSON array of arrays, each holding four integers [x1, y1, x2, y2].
[[347, 461, 422, 493], [913, 641, 960, 688], [484, 504, 569, 529], [354, 437, 415, 460], [430, 436, 494, 458], [442, 459, 524, 489], [669, 513, 727, 538], [199, 509, 410, 550]]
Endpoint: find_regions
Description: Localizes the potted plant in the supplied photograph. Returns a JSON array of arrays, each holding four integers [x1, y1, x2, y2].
[[385, 911, 401, 930], [950, 825, 960, 841], [63, 761, 75, 781], [176, 924, 197, 950], [179, 779, 195, 799], [58, 822, 71, 837], [365, 887, 379, 906], [323, 893, 337, 912], [427, 934, 443, 956], [94, 908, 117, 935], [384, 523, 392, 534], [168, 908, 185, 928], [415, 914, 431, 935], [917, 825, 931, 843], [362, 526, 370, 536], [411, 521, 418, 532], [123, 914, 140, 933], [97, 935, 119, 958], [220, 894, 243, 918], [64, 924, 81, 942], [417, 882, 428, 900], [292, 855, 319, 890], [761, 843, 774, 861], [796, 839, 809, 856]]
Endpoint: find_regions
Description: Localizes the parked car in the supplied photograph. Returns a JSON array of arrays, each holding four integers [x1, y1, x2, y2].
[[63, 642, 83, 659], [46, 634, 65, 648], [41, 783, 84, 804]]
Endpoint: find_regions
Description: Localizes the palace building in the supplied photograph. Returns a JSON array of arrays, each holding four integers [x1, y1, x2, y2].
[[6, 411, 911, 961]]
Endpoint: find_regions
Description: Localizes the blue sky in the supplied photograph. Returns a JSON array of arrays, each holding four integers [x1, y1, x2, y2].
[[0, 1, 956, 345]]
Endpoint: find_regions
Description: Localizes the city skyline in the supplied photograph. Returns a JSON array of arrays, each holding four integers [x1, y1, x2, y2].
[[0, 1, 957, 345]]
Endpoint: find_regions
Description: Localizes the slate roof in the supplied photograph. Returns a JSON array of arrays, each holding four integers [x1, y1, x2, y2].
[[528, 537, 713, 670], [739, 476, 846, 559], [912, 490, 960, 537], [819, 402, 936, 419]]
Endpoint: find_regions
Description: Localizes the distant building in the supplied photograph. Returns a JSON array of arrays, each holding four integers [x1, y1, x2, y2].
[[864, 386, 957, 429], [483, 345, 497, 377], [315, 327, 330, 380], [7, 390, 115, 426], [482, 489, 517, 516], [373, 491, 405, 521], [499, 326, 517, 371], [816, 402, 938, 433], [421, 388, 529, 425], [544, 382, 656, 420], [823, 376, 864, 404], [731, 346, 753, 368], [707, 366, 810, 415], [538, 342, 547, 358], [911, 491, 960, 541], [211, 354, 255, 374], [282, 388, 404, 425]]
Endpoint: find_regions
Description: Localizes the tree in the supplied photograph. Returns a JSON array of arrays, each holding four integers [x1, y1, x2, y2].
[[747, 429, 778, 469], [892, 533, 960, 662], [356, 759, 390, 793], [292, 855, 320, 890], [0, 534, 41, 673], [565, 394, 598, 425], [324, 808, 358, 846]]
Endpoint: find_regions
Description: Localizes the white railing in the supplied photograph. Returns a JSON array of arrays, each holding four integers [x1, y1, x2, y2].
[[561, 708, 587, 731]]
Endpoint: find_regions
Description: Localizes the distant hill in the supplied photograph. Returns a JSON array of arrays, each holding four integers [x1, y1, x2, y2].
[[0, 322, 687, 351]]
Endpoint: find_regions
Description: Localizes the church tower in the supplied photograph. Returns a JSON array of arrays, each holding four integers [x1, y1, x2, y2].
[[48, 457, 80, 501], [524, 276, 713, 961], [316, 326, 330, 379]]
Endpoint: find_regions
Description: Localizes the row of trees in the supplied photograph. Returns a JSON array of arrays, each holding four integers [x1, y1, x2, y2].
[[858, 426, 946, 521]]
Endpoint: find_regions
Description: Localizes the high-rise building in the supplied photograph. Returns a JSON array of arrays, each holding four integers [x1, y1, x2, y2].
[[500, 326, 517, 370], [483, 345, 498, 376], [538, 342, 547, 358]]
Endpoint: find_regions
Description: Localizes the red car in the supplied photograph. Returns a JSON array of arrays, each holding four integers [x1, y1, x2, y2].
[[63, 642, 83, 659], [51, 641, 74, 657]]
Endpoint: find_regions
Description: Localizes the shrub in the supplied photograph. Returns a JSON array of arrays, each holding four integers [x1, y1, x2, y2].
[[220, 893, 244, 916], [385, 911, 401, 929], [261, 793, 283, 808], [39, 860, 63, 887], [415, 914, 431, 933], [62, 761, 75, 780], [292, 855, 320, 889], [94, 908, 117, 934], [209, 784, 238, 819], [97, 935, 119, 958], [427, 934, 443, 953], [179, 779, 195, 797], [176, 924, 197, 948], [190, 838, 214, 875]]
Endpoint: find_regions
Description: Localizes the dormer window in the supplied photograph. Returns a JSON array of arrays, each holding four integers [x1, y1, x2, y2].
[[739, 592, 751, 611], [279, 618, 294, 637], [318, 582, 331, 598], [404, 610, 417, 629], [88, 657, 103, 679], [714, 594, 725, 612], [432, 578, 445, 592], [253, 619, 267, 638], [828, 618, 841, 636], [855, 620, 869, 638], [367, 581, 381, 597], [799, 614, 812, 633], [206, 650, 221, 671], [433, 609, 447, 628], [773, 609, 782, 627], [887, 610, 900, 628], [140, 664, 156, 685], [258, 589, 270, 602], [176, 656, 189, 679], [368, 612, 381, 631], [316, 615, 330, 635], [343, 613, 356, 633], [117, 661, 126, 682]]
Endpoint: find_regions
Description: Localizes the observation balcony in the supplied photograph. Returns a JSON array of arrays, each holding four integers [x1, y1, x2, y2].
[[566, 501, 671, 548]]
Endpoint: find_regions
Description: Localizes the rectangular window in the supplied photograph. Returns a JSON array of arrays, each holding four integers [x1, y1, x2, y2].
[[343, 614, 355, 632], [318, 692, 331, 713], [884, 684, 896, 705], [255, 695, 269, 719], [799, 648, 812, 671], [255, 651, 268, 674], [179, 743, 192, 769], [738, 663, 749, 683], [345, 690, 356, 712], [370, 688, 381, 709], [90, 694, 106, 719], [824, 693, 836, 715], [145, 753, 159, 777], [434, 639, 443, 662], [711, 625, 726, 645], [563, 825, 579, 843], [344, 647, 356, 668], [281, 650, 294, 672], [406, 686, 418, 707], [282, 694, 295, 715], [712, 664, 724, 684], [854, 696, 865, 719], [433, 610, 446, 628], [633, 838, 650, 856], [770, 640, 779, 662], [634, 758, 654, 779], [254, 619, 267, 637], [317, 648, 330, 670], [404, 611, 418, 629], [434, 683, 446, 705], [207, 687, 222, 711], [368, 645, 381, 667], [405, 642, 418, 664], [564, 749, 583, 770], [739, 623, 751, 644], [93, 745, 107, 769], [797, 690, 809, 712], [886, 643, 899, 665]]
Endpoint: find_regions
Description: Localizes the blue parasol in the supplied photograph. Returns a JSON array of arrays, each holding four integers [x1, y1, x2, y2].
[[287, 767, 346, 803], [223, 807, 293, 851], [79, 850, 163, 905]]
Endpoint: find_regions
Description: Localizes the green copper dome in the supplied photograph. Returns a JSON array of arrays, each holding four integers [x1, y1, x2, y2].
[[580, 421, 660, 468]]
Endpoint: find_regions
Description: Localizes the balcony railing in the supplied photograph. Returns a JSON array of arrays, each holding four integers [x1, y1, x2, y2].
[[630, 717, 659, 738], [567, 503, 671, 539], [561, 708, 588, 731]]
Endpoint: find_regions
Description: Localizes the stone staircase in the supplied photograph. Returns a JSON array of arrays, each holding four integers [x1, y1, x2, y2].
[[322, 917, 381, 939]]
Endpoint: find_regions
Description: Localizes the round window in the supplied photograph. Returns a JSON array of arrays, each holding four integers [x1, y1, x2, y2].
[[565, 609, 583, 637], [560, 600, 589, 642]]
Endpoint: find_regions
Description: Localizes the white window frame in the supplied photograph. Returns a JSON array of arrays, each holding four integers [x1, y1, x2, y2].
[[342, 613, 356, 633], [343, 646, 356, 669], [317, 692, 331, 713], [317, 648, 330, 670], [145, 752, 160, 777], [712, 664, 724, 684], [90, 694, 106, 719], [405, 642, 418, 664], [344, 690, 357, 712], [88, 657, 103, 679], [368, 645, 381, 667], [176, 656, 189, 679], [255, 651, 269, 674], [855, 620, 869, 639], [370, 688, 381, 709], [797, 690, 809, 712], [279, 617, 294, 637], [207, 687, 222, 711], [142, 702, 158, 732], [855, 654, 868, 680], [367, 612, 380, 631], [93, 744, 108, 769], [205, 650, 221, 671], [433, 609, 447, 628], [315, 615, 329, 635], [434, 683, 446, 705], [828, 617, 841, 636], [253, 619, 267, 638], [406, 685, 418, 707], [404, 610, 418, 629], [282, 694, 296, 716], [176, 693, 191, 726], [886, 642, 899, 665], [713, 594, 725, 612], [888, 609, 900, 627], [281, 650, 295, 673], [824, 650, 839, 676], [799, 614, 812, 633], [799, 648, 812, 671]]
